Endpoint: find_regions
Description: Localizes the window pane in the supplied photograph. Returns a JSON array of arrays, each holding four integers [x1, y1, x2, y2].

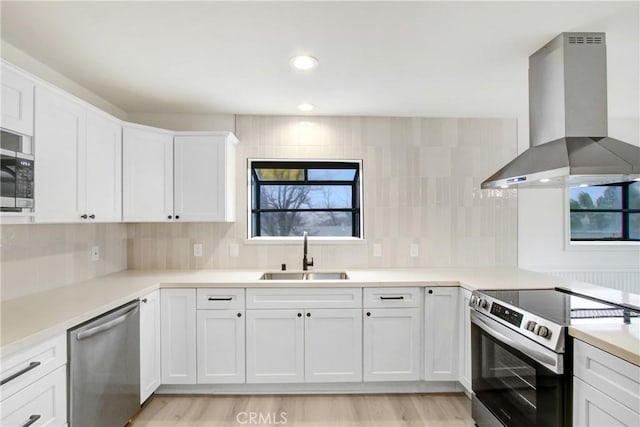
[[255, 168, 303, 181], [260, 185, 352, 209], [630, 182, 640, 209], [570, 212, 622, 239], [308, 169, 356, 181], [259, 212, 353, 237], [630, 213, 640, 240], [569, 186, 622, 210], [260, 185, 310, 210]]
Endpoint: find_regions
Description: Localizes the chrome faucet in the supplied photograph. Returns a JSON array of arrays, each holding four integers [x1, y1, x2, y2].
[[302, 231, 314, 271]]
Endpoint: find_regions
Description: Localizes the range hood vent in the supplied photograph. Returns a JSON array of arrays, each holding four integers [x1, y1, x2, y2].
[[481, 33, 640, 189]]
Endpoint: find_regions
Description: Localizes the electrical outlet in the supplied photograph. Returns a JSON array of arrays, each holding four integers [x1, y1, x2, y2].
[[373, 243, 382, 257], [91, 246, 100, 261], [193, 243, 203, 257], [410, 243, 419, 257], [229, 243, 240, 257]]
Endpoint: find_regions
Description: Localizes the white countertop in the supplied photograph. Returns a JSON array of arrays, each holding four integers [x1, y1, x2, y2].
[[2, 267, 638, 365]]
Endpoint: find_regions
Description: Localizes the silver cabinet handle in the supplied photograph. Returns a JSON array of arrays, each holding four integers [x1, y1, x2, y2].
[[0, 361, 41, 386], [76, 306, 138, 340], [380, 296, 404, 300], [21, 415, 41, 427]]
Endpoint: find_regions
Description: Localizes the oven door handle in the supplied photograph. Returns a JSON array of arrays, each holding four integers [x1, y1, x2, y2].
[[471, 311, 563, 374]]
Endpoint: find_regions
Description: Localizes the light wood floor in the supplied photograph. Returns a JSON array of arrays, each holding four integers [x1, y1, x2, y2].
[[132, 393, 473, 427]]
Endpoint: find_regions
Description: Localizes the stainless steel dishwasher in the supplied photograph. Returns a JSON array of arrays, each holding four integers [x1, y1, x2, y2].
[[68, 300, 140, 427]]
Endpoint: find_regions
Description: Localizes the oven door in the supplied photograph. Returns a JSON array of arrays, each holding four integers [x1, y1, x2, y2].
[[471, 311, 567, 427]]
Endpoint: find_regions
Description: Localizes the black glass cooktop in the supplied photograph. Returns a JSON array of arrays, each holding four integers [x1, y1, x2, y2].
[[481, 288, 640, 326]]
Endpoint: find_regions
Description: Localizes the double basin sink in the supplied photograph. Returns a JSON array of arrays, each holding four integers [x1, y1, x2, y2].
[[260, 272, 349, 281]]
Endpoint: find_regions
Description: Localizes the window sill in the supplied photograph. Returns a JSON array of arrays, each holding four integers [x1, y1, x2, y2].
[[245, 237, 367, 245], [566, 240, 640, 252]]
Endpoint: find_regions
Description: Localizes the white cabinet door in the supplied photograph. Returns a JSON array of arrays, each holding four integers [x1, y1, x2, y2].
[[246, 310, 304, 384], [140, 290, 161, 403], [458, 288, 472, 392], [122, 126, 174, 222], [363, 308, 421, 382], [0, 366, 67, 427], [573, 377, 640, 427], [173, 134, 236, 222], [424, 287, 459, 381], [161, 289, 196, 384], [1, 64, 34, 136], [34, 86, 86, 223], [305, 308, 362, 383], [85, 111, 121, 222], [197, 309, 245, 384]]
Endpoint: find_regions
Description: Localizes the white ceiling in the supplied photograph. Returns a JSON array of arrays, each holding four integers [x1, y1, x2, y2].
[[1, 1, 638, 118]]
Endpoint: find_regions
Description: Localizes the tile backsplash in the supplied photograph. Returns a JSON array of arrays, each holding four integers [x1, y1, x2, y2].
[[1, 223, 127, 301], [128, 115, 518, 270]]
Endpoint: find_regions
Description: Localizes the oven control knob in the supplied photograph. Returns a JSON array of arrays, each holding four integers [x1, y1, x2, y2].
[[478, 299, 489, 309], [470, 296, 478, 306], [525, 321, 537, 332], [534, 325, 551, 338]]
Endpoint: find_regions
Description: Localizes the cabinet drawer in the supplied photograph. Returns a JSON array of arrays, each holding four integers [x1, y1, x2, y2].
[[574, 340, 640, 413], [0, 365, 66, 426], [197, 288, 244, 310], [246, 288, 362, 309], [363, 287, 421, 308], [1, 334, 66, 400]]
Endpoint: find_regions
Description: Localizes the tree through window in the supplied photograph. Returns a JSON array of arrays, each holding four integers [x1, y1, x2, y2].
[[569, 181, 640, 241], [249, 160, 362, 238]]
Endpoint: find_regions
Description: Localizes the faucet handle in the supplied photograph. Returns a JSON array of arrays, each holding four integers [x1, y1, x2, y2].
[[308, 257, 314, 267]]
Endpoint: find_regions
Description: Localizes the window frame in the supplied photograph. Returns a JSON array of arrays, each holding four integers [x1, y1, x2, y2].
[[247, 159, 364, 240], [568, 181, 640, 242]]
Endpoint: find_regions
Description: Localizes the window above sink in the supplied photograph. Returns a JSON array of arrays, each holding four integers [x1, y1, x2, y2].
[[248, 159, 363, 240]]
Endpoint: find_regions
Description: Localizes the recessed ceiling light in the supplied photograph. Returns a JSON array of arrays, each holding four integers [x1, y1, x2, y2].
[[290, 55, 319, 70], [539, 178, 551, 183], [579, 184, 589, 187], [298, 103, 315, 112], [500, 185, 509, 189]]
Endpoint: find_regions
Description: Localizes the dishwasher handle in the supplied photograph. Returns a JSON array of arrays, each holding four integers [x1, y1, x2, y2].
[[76, 305, 138, 341]]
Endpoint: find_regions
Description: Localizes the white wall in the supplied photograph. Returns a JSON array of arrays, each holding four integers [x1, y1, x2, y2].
[[517, 117, 640, 272], [1, 41, 128, 120], [127, 112, 235, 133]]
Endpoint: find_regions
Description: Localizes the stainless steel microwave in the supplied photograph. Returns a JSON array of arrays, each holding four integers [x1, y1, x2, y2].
[[1, 129, 34, 212]]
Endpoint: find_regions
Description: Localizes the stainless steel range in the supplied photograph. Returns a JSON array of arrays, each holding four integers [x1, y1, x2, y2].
[[469, 288, 639, 427]]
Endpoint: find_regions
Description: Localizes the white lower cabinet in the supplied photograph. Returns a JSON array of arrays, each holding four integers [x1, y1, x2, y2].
[[304, 308, 362, 383], [197, 309, 245, 384], [363, 307, 421, 381], [161, 289, 197, 384], [573, 340, 640, 426], [0, 365, 67, 427], [246, 309, 305, 384], [140, 290, 161, 403], [573, 377, 639, 427], [458, 288, 472, 392], [424, 287, 459, 381]]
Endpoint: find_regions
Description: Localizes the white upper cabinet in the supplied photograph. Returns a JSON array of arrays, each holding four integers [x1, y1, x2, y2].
[[174, 134, 237, 222], [122, 126, 174, 222], [424, 287, 459, 381], [1, 63, 34, 136], [123, 130, 237, 222], [85, 111, 122, 222], [34, 86, 86, 223], [34, 86, 122, 223]]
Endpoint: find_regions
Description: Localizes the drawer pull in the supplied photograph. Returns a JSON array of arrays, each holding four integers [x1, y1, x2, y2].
[[380, 296, 404, 300], [21, 415, 41, 427], [208, 297, 233, 301], [0, 361, 41, 386]]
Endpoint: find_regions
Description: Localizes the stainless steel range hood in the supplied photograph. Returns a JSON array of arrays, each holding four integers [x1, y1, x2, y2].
[[481, 33, 640, 189]]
